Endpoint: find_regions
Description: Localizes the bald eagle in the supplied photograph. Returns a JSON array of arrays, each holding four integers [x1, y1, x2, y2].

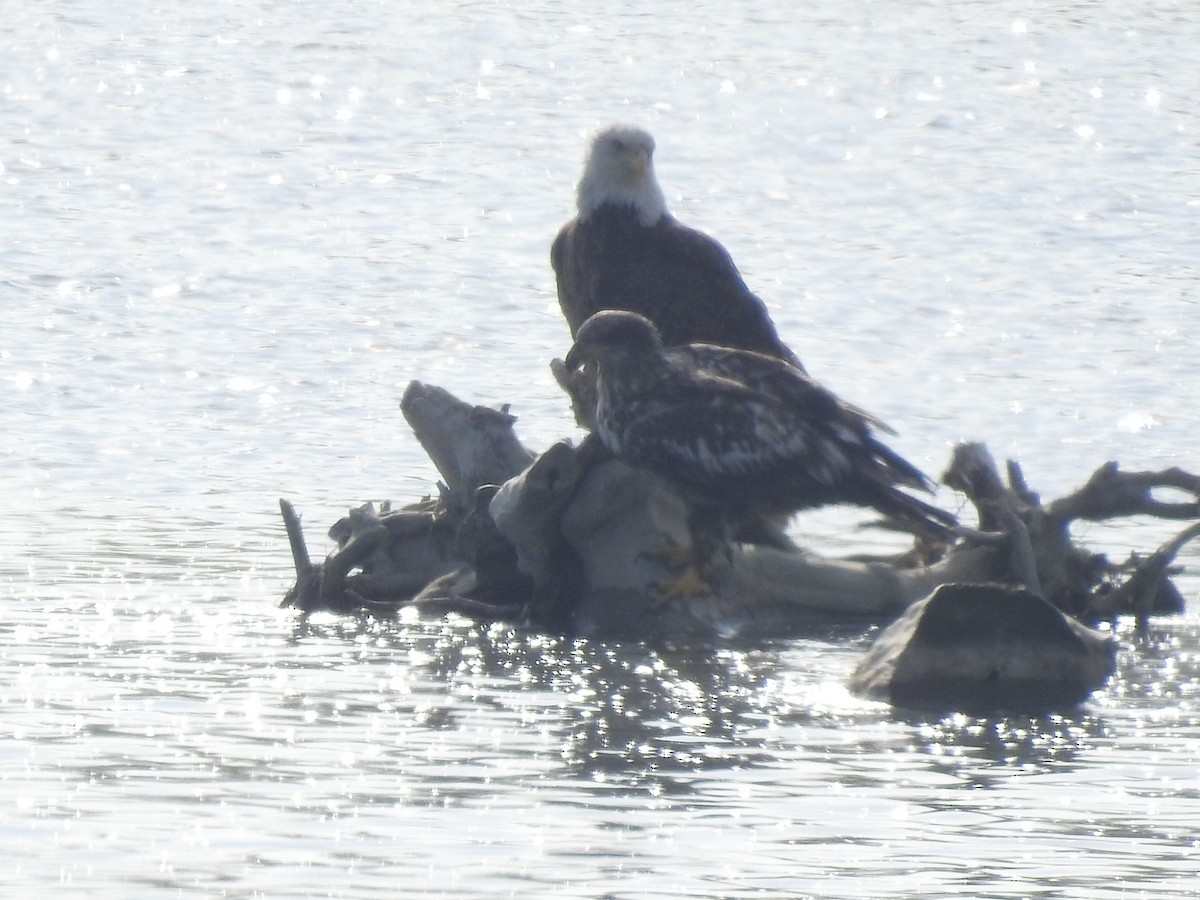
[[564, 310, 955, 598], [552, 124, 803, 369]]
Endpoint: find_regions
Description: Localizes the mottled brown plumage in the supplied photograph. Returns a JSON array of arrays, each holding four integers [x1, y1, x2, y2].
[[564, 311, 955, 541]]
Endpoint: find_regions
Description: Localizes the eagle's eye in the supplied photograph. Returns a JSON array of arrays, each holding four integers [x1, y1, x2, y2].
[[610, 138, 626, 152]]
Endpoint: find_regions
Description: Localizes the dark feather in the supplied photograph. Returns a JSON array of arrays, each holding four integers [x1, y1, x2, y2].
[[569, 311, 956, 541], [553, 198, 804, 368]]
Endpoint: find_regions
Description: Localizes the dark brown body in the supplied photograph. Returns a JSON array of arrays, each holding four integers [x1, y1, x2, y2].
[[552, 204, 803, 368]]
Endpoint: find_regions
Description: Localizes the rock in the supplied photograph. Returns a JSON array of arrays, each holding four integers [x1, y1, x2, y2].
[[848, 583, 1117, 713]]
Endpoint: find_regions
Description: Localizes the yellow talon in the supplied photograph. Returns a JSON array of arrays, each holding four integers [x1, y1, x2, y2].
[[650, 564, 715, 607], [640, 536, 718, 607]]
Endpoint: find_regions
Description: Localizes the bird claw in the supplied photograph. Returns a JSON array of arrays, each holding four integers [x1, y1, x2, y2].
[[651, 565, 715, 607], [639, 537, 715, 606]]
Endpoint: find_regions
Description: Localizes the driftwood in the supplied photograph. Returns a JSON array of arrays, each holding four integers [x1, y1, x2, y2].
[[279, 382, 1198, 644], [280, 497, 458, 614], [281, 381, 535, 617], [943, 443, 1197, 624], [275, 380, 1200, 710]]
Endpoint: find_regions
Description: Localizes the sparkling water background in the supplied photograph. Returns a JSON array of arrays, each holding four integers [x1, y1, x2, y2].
[[2, 2, 1198, 897]]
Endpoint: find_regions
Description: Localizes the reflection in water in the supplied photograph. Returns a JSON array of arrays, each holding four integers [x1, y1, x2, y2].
[[288, 615, 1108, 793], [906, 712, 1102, 783], [6, 583, 1199, 896], [293, 615, 803, 790], [270, 615, 1200, 897]]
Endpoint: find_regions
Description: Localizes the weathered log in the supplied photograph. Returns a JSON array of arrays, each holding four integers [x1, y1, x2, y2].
[[849, 583, 1117, 712], [1087, 520, 1200, 625], [943, 443, 1200, 621], [1047, 462, 1200, 524], [279, 382, 1197, 643], [488, 444, 1006, 640], [281, 384, 539, 615], [486, 438, 592, 630], [279, 498, 320, 611], [408, 482, 537, 623], [942, 442, 1042, 594], [340, 505, 461, 605], [400, 380, 535, 516], [280, 499, 390, 614], [318, 502, 390, 612]]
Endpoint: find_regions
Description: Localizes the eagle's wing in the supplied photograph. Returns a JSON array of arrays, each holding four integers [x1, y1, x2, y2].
[[730, 358, 933, 492], [648, 221, 792, 357], [551, 218, 594, 336], [552, 209, 796, 361], [654, 219, 752, 292], [616, 376, 855, 489], [662, 347, 936, 494], [683, 344, 881, 427]]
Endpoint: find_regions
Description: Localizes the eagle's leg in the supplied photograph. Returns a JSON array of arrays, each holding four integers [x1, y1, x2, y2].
[[639, 504, 732, 606], [638, 535, 714, 604], [640, 536, 695, 570], [652, 563, 715, 606]]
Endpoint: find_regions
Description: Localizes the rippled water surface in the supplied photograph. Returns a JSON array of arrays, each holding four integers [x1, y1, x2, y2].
[[3, 1, 1199, 897]]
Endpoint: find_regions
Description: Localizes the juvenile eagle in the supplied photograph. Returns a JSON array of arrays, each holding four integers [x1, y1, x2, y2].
[[564, 310, 956, 598], [552, 124, 803, 369]]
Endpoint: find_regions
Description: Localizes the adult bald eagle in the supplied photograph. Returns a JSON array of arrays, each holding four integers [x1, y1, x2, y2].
[[564, 310, 956, 599], [552, 124, 803, 369]]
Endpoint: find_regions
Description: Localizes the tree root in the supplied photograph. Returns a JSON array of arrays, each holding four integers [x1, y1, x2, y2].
[[943, 443, 1199, 622]]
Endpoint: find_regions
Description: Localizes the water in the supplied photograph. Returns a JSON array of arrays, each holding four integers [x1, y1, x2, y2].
[[3, 1, 1199, 896]]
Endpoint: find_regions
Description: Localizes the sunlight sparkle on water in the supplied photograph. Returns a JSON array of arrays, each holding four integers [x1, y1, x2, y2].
[[1118, 412, 1159, 432], [3, 1, 1199, 896]]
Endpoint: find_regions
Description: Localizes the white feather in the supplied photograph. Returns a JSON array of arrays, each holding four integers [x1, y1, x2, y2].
[[576, 124, 668, 226]]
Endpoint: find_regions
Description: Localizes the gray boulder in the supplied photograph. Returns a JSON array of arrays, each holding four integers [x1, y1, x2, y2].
[[849, 583, 1117, 713]]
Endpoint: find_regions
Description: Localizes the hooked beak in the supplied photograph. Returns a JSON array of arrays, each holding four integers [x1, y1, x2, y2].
[[563, 342, 585, 372], [630, 147, 649, 179]]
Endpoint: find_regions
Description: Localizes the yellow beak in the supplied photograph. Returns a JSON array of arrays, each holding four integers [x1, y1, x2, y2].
[[629, 148, 649, 179]]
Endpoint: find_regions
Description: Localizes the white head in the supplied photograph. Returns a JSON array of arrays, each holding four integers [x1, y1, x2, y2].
[[575, 124, 668, 226]]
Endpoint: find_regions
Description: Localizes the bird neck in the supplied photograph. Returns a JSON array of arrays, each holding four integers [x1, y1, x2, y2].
[[597, 347, 676, 397], [577, 175, 667, 227]]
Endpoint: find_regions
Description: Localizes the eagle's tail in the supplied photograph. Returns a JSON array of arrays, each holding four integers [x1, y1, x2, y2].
[[867, 436, 939, 494], [864, 481, 959, 541], [850, 436, 958, 538]]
